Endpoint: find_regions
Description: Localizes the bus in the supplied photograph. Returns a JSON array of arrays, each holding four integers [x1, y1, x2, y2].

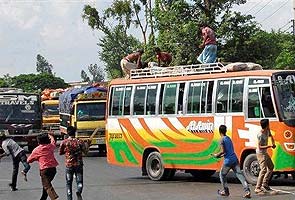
[[0, 91, 42, 152], [106, 63, 295, 184]]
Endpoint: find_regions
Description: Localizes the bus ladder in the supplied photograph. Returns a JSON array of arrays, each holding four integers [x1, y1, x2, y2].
[[130, 62, 227, 79]]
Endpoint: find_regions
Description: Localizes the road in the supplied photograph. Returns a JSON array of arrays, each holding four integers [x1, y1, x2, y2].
[[0, 150, 294, 200]]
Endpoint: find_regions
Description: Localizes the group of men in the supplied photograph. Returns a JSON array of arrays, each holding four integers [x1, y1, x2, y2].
[[120, 24, 217, 78], [213, 119, 277, 198], [0, 126, 88, 200]]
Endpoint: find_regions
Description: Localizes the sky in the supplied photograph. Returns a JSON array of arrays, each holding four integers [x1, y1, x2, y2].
[[0, 0, 294, 83]]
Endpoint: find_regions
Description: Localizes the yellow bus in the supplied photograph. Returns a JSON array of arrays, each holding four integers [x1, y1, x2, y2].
[[106, 63, 295, 184]]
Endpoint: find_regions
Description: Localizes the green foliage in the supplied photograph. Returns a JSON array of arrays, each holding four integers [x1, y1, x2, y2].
[[83, 4, 142, 79], [36, 54, 53, 74], [83, 0, 295, 77], [80, 64, 105, 82], [10, 73, 68, 92]]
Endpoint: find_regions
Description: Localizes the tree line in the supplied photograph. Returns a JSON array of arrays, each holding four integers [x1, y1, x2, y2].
[[1, 0, 294, 92]]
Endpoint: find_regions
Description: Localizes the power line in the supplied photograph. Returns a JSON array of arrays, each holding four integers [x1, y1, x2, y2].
[[279, 20, 292, 31], [245, 1, 263, 14], [260, 0, 290, 23], [253, 0, 273, 15]]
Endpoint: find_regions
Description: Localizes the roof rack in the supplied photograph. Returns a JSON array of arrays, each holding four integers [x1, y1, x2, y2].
[[130, 62, 226, 79]]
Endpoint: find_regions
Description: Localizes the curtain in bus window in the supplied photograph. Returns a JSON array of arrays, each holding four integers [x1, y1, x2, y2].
[[111, 87, 124, 116], [163, 83, 177, 114], [133, 85, 147, 115], [230, 79, 244, 112], [123, 86, 132, 115], [216, 80, 230, 113], [146, 85, 157, 115], [187, 82, 202, 114]]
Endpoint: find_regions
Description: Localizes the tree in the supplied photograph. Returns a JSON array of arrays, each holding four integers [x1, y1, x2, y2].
[[82, 1, 152, 79], [11, 73, 68, 92], [36, 54, 53, 74], [81, 64, 105, 83]]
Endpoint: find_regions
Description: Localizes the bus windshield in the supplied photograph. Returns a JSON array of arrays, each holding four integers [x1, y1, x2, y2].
[[43, 104, 59, 115], [0, 94, 41, 123], [273, 73, 295, 122], [76, 102, 106, 121]]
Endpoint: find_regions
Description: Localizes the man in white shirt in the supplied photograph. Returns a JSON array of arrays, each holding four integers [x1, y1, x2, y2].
[[0, 133, 31, 191]]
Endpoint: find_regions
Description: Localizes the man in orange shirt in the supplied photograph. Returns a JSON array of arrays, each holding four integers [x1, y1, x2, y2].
[[154, 47, 172, 67], [197, 25, 217, 64]]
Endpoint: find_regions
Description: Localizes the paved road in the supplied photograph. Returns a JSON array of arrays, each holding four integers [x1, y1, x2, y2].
[[0, 150, 294, 200]]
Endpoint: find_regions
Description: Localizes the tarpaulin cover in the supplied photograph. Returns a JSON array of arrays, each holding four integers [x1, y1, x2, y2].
[[59, 86, 107, 114]]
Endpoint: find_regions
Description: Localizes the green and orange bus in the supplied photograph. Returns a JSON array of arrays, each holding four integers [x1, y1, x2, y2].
[[106, 63, 295, 184]]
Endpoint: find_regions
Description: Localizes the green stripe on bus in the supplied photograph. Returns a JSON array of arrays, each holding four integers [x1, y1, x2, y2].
[[273, 144, 295, 170], [162, 140, 220, 158], [164, 157, 218, 165], [109, 141, 138, 164]]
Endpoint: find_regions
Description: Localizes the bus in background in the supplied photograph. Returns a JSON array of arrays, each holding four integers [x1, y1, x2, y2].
[[59, 84, 107, 153], [106, 63, 295, 184], [41, 89, 64, 140], [0, 89, 42, 152]]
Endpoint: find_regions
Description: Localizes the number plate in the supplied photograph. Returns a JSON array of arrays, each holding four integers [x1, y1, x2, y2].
[[95, 138, 105, 144]]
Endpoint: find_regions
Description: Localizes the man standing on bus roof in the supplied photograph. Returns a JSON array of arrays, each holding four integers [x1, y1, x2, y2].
[[212, 125, 251, 198], [120, 49, 144, 79], [154, 47, 172, 67], [0, 133, 31, 191], [197, 24, 217, 64], [255, 119, 276, 194]]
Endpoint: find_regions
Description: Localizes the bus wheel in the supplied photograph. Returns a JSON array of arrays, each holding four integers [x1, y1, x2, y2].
[[243, 154, 259, 185], [146, 151, 168, 181], [189, 170, 215, 180]]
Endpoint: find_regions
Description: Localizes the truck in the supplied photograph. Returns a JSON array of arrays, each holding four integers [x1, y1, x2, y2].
[[41, 89, 64, 140], [59, 84, 107, 153], [0, 89, 42, 152]]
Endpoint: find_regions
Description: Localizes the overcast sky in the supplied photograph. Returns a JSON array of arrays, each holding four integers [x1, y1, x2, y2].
[[0, 0, 293, 82]]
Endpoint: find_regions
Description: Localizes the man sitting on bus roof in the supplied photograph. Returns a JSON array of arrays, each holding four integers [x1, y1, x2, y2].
[[120, 49, 144, 79], [154, 47, 172, 67]]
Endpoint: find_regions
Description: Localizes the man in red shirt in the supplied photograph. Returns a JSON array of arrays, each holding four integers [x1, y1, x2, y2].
[[59, 126, 90, 200], [197, 25, 217, 64], [27, 132, 59, 200], [154, 47, 172, 67]]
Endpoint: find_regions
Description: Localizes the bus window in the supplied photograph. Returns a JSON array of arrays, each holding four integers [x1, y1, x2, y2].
[[216, 80, 230, 113], [133, 85, 146, 115], [146, 85, 157, 115], [230, 79, 244, 112], [110, 86, 124, 116], [261, 87, 275, 117], [123, 86, 132, 115], [201, 81, 214, 113], [162, 83, 177, 114], [248, 87, 275, 118], [177, 83, 185, 114], [187, 82, 202, 114]]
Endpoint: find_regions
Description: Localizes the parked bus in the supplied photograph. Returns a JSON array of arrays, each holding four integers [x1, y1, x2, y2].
[[106, 63, 295, 184], [0, 90, 42, 152]]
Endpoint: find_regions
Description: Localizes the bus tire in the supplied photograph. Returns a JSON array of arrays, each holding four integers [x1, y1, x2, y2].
[[146, 151, 169, 181], [243, 154, 259, 185]]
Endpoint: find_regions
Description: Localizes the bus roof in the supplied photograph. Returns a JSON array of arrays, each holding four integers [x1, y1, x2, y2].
[[110, 69, 292, 86]]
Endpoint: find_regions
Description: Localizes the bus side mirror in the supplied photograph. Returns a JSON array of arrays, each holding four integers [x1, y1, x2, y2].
[[70, 107, 74, 115], [41, 103, 45, 112]]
